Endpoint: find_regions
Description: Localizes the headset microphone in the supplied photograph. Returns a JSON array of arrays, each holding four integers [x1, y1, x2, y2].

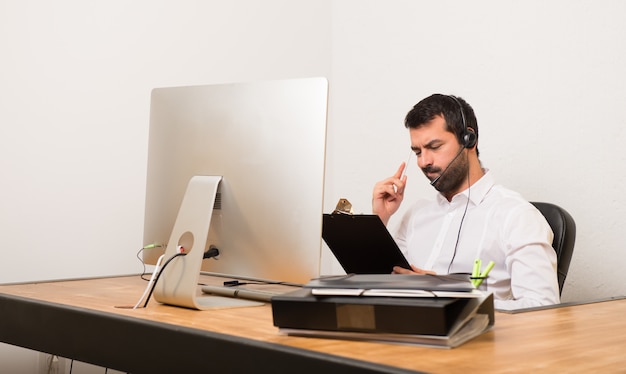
[[430, 145, 465, 186]]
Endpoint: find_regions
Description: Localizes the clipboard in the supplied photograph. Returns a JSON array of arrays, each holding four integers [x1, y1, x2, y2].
[[322, 213, 411, 274]]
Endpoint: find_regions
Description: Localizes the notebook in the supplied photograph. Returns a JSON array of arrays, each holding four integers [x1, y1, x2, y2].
[[322, 213, 411, 274]]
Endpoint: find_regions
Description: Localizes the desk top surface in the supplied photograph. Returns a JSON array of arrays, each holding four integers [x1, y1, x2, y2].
[[1, 274, 625, 373]]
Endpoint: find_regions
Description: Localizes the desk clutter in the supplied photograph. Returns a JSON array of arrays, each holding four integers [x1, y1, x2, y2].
[[271, 274, 494, 348]]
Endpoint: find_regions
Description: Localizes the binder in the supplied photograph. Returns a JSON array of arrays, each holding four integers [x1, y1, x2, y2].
[[272, 288, 494, 348]]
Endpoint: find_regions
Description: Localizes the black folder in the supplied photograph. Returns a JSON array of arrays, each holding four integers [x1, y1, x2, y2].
[[322, 213, 411, 274]]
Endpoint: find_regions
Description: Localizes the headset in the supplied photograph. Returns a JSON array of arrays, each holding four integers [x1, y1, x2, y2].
[[443, 95, 476, 274], [447, 95, 477, 149]]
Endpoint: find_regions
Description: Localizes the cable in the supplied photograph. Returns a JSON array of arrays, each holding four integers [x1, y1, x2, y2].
[[200, 271, 304, 288], [46, 355, 56, 373], [136, 248, 151, 281], [137, 244, 163, 281], [142, 252, 187, 308], [447, 167, 472, 274], [133, 254, 165, 309], [203, 246, 219, 259]]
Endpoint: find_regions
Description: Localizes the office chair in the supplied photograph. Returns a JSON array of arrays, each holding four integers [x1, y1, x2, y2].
[[530, 202, 576, 295]]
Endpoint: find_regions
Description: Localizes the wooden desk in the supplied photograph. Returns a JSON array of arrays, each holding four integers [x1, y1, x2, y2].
[[1, 275, 625, 373]]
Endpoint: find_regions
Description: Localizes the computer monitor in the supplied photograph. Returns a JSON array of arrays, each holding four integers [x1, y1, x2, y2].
[[142, 77, 328, 309]]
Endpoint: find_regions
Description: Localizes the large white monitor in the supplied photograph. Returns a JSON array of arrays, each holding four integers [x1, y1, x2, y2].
[[142, 78, 328, 308]]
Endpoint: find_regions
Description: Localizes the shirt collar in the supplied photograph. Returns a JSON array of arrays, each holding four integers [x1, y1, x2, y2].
[[436, 168, 494, 206]]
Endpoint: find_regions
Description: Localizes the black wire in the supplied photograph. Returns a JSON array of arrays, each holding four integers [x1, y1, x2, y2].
[[142, 252, 187, 308], [136, 247, 151, 281], [447, 166, 472, 274]]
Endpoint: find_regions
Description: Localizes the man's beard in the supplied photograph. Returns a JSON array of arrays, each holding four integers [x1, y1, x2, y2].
[[423, 152, 468, 194]]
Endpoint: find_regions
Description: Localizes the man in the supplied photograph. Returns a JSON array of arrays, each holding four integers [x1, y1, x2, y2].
[[372, 94, 559, 310]]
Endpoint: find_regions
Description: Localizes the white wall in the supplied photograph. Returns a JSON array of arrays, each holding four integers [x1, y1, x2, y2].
[[325, 0, 626, 304], [0, 0, 331, 283], [2, 0, 626, 371]]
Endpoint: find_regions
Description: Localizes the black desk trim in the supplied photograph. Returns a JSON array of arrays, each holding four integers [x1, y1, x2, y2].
[[0, 293, 419, 374]]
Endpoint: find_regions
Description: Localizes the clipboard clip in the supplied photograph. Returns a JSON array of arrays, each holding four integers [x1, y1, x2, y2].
[[332, 198, 354, 215]]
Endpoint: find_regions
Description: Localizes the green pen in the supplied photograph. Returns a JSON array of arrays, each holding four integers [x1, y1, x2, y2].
[[472, 259, 482, 287], [475, 260, 495, 288]]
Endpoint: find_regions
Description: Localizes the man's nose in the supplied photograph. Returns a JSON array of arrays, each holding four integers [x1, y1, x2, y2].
[[417, 151, 432, 169]]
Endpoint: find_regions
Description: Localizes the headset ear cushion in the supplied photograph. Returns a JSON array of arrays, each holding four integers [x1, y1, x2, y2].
[[464, 131, 477, 148]]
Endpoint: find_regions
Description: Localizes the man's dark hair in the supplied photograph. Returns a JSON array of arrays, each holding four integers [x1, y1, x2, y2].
[[404, 94, 479, 156]]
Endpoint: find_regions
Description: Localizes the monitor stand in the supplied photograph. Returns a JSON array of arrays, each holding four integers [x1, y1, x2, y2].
[[153, 175, 262, 310]]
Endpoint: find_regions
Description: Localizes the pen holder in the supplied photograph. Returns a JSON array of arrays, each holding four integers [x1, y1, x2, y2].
[[470, 276, 488, 292]]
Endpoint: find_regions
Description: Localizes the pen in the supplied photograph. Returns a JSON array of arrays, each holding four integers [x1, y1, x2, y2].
[[471, 258, 482, 286], [480, 261, 495, 278], [400, 150, 413, 181], [202, 285, 278, 302], [475, 260, 495, 288]]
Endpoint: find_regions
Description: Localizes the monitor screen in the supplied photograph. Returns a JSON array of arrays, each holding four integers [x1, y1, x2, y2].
[[143, 77, 328, 286]]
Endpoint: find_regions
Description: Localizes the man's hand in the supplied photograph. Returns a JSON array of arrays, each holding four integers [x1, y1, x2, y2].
[[372, 162, 407, 225], [392, 264, 436, 275]]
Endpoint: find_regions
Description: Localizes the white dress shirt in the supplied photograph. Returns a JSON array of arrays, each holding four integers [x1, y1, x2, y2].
[[394, 170, 560, 310]]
